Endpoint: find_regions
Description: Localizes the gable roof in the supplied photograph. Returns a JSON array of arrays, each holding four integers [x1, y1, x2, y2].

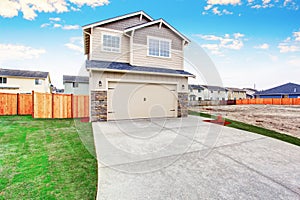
[[226, 87, 246, 92], [0, 68, 49, 79], [86, 60, 194, 77], [63, 75, 89, 84], [82, 11, 190, 55], [189, 84, 205, 90], [82, 11, 154, 29], [202, 85, 228, 91], [255, 83, 300, 95], [124, 18, 190, 43]]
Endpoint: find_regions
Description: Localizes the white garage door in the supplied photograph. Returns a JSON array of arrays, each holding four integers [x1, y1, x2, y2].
[[107, 82, 177, 120]]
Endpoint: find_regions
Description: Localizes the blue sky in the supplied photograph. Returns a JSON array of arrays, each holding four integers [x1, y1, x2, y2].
[[0, 0, 299, 89]]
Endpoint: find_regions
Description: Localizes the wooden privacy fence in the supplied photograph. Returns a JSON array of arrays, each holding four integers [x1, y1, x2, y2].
[[0, 92, 89, 119], [236, 98, 300, 105]]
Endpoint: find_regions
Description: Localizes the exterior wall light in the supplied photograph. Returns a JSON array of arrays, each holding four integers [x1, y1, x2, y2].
[[98, 81, 102, 87], [182, 84, 185, 89]]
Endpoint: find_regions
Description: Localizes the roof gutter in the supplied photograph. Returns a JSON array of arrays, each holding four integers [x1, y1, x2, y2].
[[87, 67, 195, 78]]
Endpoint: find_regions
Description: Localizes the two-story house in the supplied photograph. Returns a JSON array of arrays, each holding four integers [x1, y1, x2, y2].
[[83, 11, 194, 121], [189, 84, 228, 103], [63, 75, 89, 95], [226, 87, 246, 100], [0, 68, 51, 94]]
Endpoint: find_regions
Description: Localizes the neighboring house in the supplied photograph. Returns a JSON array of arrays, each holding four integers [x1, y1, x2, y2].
[[243, 88, 258, 99], [254, 83, 300, 98], [188, 84, 228, 101], [0, 68, 51, 94], [83, 11, 194, 121], [226, 87, 247, 100], [63, 75, 89, 95], [202, 85, 228, 100], [189, 85, 205, 101]]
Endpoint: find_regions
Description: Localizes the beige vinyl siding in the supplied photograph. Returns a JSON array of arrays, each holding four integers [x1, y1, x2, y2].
[[133, 24, 183, 51], [132, 44, 183, 70], [90, 71, 188, 93], [91, 28, 130, 62], [101, 16, 151, 31], [0, 76, 50, 94]]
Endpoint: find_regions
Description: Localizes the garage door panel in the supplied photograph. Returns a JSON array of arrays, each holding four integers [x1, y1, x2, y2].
[[108, 82, 177, 120]]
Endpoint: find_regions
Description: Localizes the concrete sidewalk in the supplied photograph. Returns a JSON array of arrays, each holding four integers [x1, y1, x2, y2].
[[92, 116, 300, 199]]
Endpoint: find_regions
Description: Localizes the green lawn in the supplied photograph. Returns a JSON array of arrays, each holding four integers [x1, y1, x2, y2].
[[189, 110, 300, 147], [0, 116, 97, 199]]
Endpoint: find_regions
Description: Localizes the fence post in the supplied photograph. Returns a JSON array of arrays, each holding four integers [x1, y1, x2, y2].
[[52, 93, 54, 119], [16, 93, 19, 115], [32, 91, 34, 118], [71, 94, 74, 119]]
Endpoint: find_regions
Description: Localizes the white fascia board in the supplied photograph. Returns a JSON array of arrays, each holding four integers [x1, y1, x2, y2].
[[82, 11, 154, 29], [124, 19, 191, 43]]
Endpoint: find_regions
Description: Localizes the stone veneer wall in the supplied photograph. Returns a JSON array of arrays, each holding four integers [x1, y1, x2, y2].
[[91, 90, 107, 122], [178, 92, 188, 117]]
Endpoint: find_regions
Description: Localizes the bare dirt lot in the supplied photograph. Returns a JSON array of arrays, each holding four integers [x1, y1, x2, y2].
[[189, 105, 300, 139]]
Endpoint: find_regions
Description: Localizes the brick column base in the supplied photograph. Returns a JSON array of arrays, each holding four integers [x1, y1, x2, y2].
[[91, 91, 107, 122], [178, 92, 188, 117]]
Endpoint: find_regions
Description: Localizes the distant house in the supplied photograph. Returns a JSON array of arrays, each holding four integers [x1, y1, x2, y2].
[[63, 75, 89, 95], [0, 68, 51, 94], [243, 88, 258, 99], [254, 83, 300, 99], [226, 87, 247, 100], [189, 84, 228, 101]]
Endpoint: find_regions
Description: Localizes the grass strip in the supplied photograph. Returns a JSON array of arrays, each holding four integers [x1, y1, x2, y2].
[[189, 110, 300, 147]]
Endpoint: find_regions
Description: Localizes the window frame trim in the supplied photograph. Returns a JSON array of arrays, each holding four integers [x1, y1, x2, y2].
[[0, 77, 7, 84], [147, 36, 172, 59], [101, 32, 122, 53]]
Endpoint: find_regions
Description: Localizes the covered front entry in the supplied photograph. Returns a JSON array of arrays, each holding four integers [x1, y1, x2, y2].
[[107, 81, 177, 120]]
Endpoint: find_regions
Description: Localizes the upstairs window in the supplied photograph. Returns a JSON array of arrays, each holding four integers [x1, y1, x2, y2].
[[102, 34, 121, 53], [148, 37, 171, 58], [0, 77, 7, 84], [35, 79, 42, 85]]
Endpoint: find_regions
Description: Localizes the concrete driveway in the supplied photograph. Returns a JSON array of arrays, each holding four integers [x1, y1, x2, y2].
[[92, 116, 300, 199]]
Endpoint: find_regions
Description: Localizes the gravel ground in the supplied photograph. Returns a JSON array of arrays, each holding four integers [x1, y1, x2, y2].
[[189, 105, 300, 139]]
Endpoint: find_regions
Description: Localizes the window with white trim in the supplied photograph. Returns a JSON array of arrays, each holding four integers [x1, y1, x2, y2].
[[0, 77, 7, 84], [35, 79, 42, 85], [102, 34, 121, 53], [148, 37, 171, 58]]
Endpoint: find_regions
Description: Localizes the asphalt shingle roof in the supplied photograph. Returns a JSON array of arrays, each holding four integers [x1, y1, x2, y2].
[[189, 84, 205, 90], [0, 68, 49, 79], [63, 75, 89, 83], [255, 83, 300, 95], [86, 60, 194, 77]]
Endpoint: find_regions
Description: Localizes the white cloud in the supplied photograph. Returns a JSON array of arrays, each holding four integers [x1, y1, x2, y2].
[[278, 44, 299, 53], [69, 0, 109, 7], [62, 25, 80, 30], [41, 23, 50, 28], [254, 43, 270, 50], [53, 23, 62, 28], [278, 29, 300, 53], [204, 4, 213, 10], [212, 7, 221, 15], [64, 37, 83, 53], [293, 31, 300, 41], [207, 0, 241, 5], [49, 17, 61, 22], [0, 0, 109, 20], [196, 33, 245, 55], [0, 43, 46, 63]]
